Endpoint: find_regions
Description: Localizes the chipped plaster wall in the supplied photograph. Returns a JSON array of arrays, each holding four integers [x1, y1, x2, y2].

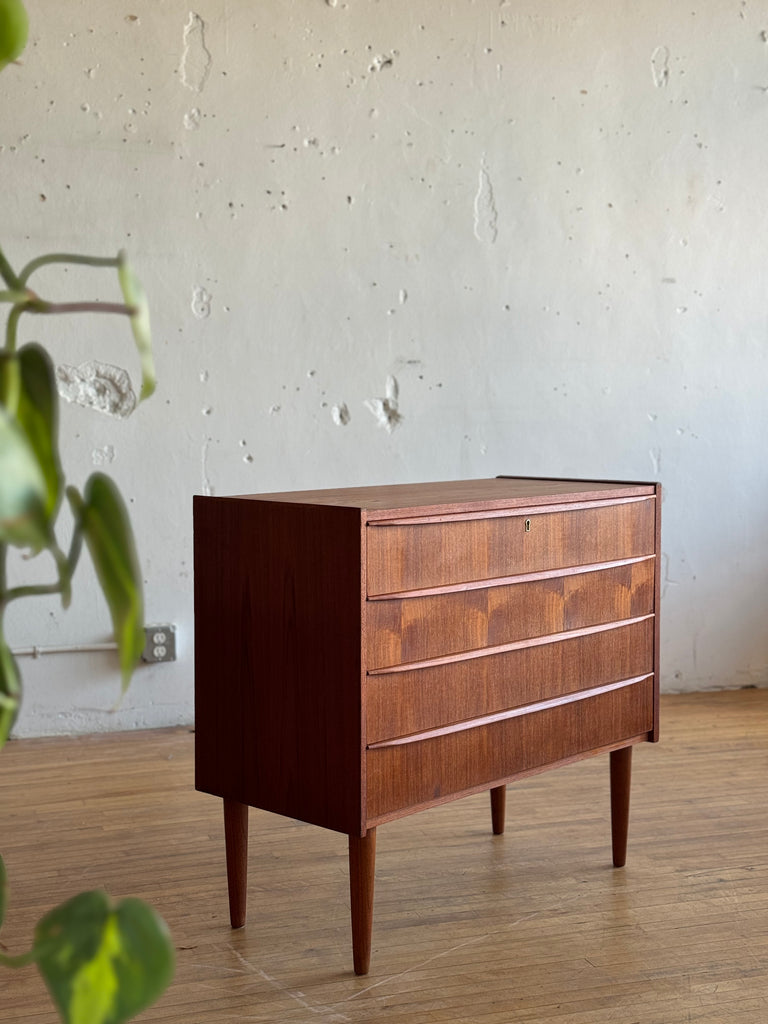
[[2, 0, 767, 736]]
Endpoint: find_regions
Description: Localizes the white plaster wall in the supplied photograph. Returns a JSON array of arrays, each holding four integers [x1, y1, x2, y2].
[[2, 0, 767, 736]]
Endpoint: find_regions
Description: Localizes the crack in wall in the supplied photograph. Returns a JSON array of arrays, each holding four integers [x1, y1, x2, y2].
[[201, 436, 213, 496], [474, 159, 498, 244]]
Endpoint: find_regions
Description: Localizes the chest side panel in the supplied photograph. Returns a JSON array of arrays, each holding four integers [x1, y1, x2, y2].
[[194, 496, 365, 835]]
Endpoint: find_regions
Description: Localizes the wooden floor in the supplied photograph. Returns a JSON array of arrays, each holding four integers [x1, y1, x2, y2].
[[1, 690, 767, 1023]]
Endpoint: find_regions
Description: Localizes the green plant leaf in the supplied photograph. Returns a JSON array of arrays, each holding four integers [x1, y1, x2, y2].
[[74, 474, 145, 690], [0, 402, 50, 551], [17, 343, 63, 523], [33, 890, 174, 1024], [0, 637, 21, 749], [0, 350, 21, 413], [116, 252, 155, 402], [0, 0, 28, 72]]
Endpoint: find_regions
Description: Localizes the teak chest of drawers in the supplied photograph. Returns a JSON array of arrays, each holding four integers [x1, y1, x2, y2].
[[194, 476, 661, 974]]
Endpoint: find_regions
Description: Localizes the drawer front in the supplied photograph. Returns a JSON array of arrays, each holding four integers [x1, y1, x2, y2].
[[366, 679, 653, 823], [366, 617, 654, 744], [366, 558, 654, 671], [366, 498, 655, 596]]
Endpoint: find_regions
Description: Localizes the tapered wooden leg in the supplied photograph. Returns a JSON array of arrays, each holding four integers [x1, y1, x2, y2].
[[348, 829, 376, 975], [490, 785, 506, 835], [224, 798, 249, 928], [610, 746, 632, 867]]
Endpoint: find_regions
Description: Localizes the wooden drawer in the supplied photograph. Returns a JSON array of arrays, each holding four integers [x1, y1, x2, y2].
[[366, 679, 654, 823], [366, 498, 655, 596], [366, 558, 655, 670], [366, 617, 654, 744]]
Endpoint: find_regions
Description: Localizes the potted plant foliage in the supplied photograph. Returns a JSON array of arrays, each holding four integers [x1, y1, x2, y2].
[[1, 2, 175, 1020]]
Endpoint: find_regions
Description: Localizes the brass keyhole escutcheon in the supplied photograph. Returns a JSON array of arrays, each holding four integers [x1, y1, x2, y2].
[[524, 518, 531, 533]]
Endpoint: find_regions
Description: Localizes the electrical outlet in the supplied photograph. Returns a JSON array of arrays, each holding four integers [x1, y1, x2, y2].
[[142, 624, 177, 663]]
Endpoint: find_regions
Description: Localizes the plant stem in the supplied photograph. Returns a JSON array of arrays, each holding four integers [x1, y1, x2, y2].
[[4, 304, 22, 353], [4, 582, 65, 604], [0, 249, 21, 291], [0, 542, 7, 620], [25, 300, 133, 317], [19, 252, 120, 287], [4, 538, 80, 607], [5, 299, 135, 352]]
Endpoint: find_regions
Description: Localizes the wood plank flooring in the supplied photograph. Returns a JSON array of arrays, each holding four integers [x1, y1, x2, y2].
[[1, 690, 767, 1023]]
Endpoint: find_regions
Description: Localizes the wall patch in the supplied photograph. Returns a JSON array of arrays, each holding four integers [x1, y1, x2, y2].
[[181, 12, 212, 93], [57, 361, 137, 418], [474, 160, 498, 244]]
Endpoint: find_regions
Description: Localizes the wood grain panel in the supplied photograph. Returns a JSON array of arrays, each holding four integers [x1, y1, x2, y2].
[[194, 496, 366, 836], [245, 476, 656, 514], [366, 679, 654, 822], [366, 498, 656, 595], [367, 559, 655, 669], [366, 617, 654, 744]]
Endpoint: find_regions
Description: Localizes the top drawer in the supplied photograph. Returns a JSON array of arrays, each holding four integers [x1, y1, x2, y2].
[[366, 497, 656, 596]]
